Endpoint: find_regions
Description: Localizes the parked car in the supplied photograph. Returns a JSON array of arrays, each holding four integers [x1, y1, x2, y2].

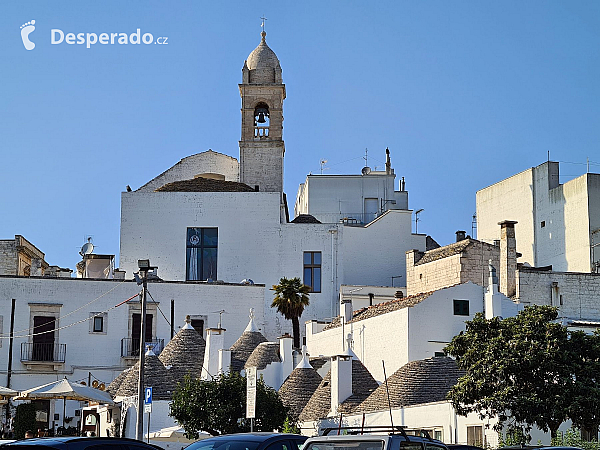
[[185, 433, 307, 450], [446, 445, 485, 450], [0, 436, 163, 449], [500, 447, 583, 450], [303, 426, 449, 450]]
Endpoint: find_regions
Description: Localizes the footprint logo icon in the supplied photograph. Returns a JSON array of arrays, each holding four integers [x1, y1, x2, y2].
[[20, 20, 36, 50]]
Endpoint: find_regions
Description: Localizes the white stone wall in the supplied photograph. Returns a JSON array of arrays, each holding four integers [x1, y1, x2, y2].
[[0, 276, 264, 407], [343, 210, 425, 290], [294, 173, 409, 224], [137, 151, 240, 192], [477, 162, 600, 272], [516, 268, 600, 320], [306, 283, 504, 382], [476, 165, 536, 265]]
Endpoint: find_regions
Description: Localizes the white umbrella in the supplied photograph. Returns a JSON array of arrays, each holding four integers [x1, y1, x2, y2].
[[0, 386, 18, 405], [17, 378, 114, 427]]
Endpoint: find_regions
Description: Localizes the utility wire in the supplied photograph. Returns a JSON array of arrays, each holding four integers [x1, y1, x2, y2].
[[146, 290, 171, 328], [0, 291, 140, 339], [0, 279, 129, 337]]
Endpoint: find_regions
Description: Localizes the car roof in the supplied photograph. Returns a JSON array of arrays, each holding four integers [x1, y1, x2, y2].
[[206, 433, 306, 442], [2, 437, 162, 448]]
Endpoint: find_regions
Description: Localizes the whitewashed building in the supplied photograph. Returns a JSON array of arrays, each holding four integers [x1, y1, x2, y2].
[[476, 161, 600, 273]]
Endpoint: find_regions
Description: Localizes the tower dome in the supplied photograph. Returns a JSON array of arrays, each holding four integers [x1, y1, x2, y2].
[[244, 31, 282, 84]]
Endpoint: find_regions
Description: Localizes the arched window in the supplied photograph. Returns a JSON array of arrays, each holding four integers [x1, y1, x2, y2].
[[253, 102, 270, 138]]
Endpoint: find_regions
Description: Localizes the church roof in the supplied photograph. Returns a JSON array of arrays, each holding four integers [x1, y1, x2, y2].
[[155, 177, 255, 193], [291, 214, 321, 224], [247, 31, 281, 71], [158, 318, 206, 382], [298, 359, 378, 422], [355, 357, 463, 413], [245, 342, 281, 370]]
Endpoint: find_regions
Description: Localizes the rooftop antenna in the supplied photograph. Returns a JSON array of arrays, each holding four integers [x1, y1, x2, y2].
[[217, 310, 225, 329], [320, 159, 328, 174], [363, 148, 368, 167], [79, 237, 94, 257], [415, 209, 424, 234]]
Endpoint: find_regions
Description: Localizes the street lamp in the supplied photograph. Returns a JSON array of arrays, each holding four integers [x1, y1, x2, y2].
[[136, 259, 157, 442], [415, 209, 424, 234]]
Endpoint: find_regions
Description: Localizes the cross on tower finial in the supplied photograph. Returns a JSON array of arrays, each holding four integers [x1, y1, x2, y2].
[[260, 15, 267, 32]]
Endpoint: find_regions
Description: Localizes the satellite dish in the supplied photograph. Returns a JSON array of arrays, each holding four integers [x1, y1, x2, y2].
[[361, 166, 371, 175], [81, 381, 86, 386], [98, 383, 105, 391], [92, 380, 99, 388], [79, 240, 94, 257]]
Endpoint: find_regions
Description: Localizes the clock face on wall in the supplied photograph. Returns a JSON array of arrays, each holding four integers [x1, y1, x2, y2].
[[189, 234, 200, 245]]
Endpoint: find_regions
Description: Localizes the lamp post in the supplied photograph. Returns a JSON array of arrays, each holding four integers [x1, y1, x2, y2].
[[136, 259, 156, 441]]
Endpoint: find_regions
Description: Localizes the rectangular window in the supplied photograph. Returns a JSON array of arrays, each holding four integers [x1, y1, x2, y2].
[[93, 316, 103, 332], [467, 425, 483, 447], [453, 299, 469, 316], [303, 251, 321, 293], [186, 228, 218, 281]]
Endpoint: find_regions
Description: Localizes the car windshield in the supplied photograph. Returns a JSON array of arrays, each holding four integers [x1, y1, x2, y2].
[[186, 438, 262, 450], [304, 441, 384, 450]]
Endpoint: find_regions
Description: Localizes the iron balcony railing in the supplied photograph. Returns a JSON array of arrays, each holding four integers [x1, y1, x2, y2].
[[21, 342, 66, 363], [121, 338, 164, 358]]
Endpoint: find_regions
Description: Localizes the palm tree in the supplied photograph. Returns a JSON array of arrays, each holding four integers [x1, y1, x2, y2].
[[271, 277, 310, 349]]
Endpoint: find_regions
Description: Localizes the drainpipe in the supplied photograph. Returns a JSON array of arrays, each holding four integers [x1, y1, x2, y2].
[[329, 229, 338, 319]]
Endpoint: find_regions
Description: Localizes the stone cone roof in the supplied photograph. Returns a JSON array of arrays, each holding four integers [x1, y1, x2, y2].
[[245, 342, 281, 370], [279, 366, 322, 419], [299, 359, 378, 422], [356, 357, 463, 413], [106, 366, 132, 397], [158, 324, 206, 383], [230, 331, 268, 372], [115, 352, 174, 400]]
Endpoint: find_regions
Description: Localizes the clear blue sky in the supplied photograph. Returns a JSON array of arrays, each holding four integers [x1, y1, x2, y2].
[[1, 1, 599, 272]]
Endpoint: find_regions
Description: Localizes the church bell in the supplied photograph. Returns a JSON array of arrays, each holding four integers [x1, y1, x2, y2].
[[257, 112, 266, 123]]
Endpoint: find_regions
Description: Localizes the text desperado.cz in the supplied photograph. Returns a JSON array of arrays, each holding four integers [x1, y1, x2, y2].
[[51, 29, 168, 48]]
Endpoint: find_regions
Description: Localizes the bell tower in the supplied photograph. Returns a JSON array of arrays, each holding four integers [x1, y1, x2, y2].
[[239, 31, 286, 193]]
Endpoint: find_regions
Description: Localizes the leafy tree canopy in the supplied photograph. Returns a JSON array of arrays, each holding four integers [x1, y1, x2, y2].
[[445, 305, 600, 439], [170, 371, 288, 438]]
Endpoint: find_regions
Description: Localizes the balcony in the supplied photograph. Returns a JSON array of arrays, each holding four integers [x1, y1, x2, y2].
[[21, 342, 66, 364], [253, 126, 269, 140], [121, 338, 164, 358]]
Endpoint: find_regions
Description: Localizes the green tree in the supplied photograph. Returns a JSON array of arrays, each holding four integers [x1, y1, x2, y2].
[[445, 305, 575, 439], [14, 402, 37, 439], [271, 277, 310, 349], [169, 371, 288, 438]]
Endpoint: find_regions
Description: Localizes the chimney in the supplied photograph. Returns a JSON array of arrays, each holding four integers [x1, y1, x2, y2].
[[201, 327, 226, 380], [279, 334, 294, 382], [341, 299, 353, 324], [498, 220, 518, 298], [218, 349, 231, 375], [331, 334, 355, 414], [385, 148, 391, 175], [455, 230, 467, 242], [485, 259, 501, 320]]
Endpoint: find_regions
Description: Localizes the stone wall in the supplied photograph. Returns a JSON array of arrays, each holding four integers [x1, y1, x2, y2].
[[406, 240, 499, 296], [516, 268, 600, 320], [0, 239, 17, 276]]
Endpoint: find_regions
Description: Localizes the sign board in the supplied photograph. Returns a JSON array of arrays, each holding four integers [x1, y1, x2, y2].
[[144, 387, 152, 413], [246, 367, 257, 419]]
